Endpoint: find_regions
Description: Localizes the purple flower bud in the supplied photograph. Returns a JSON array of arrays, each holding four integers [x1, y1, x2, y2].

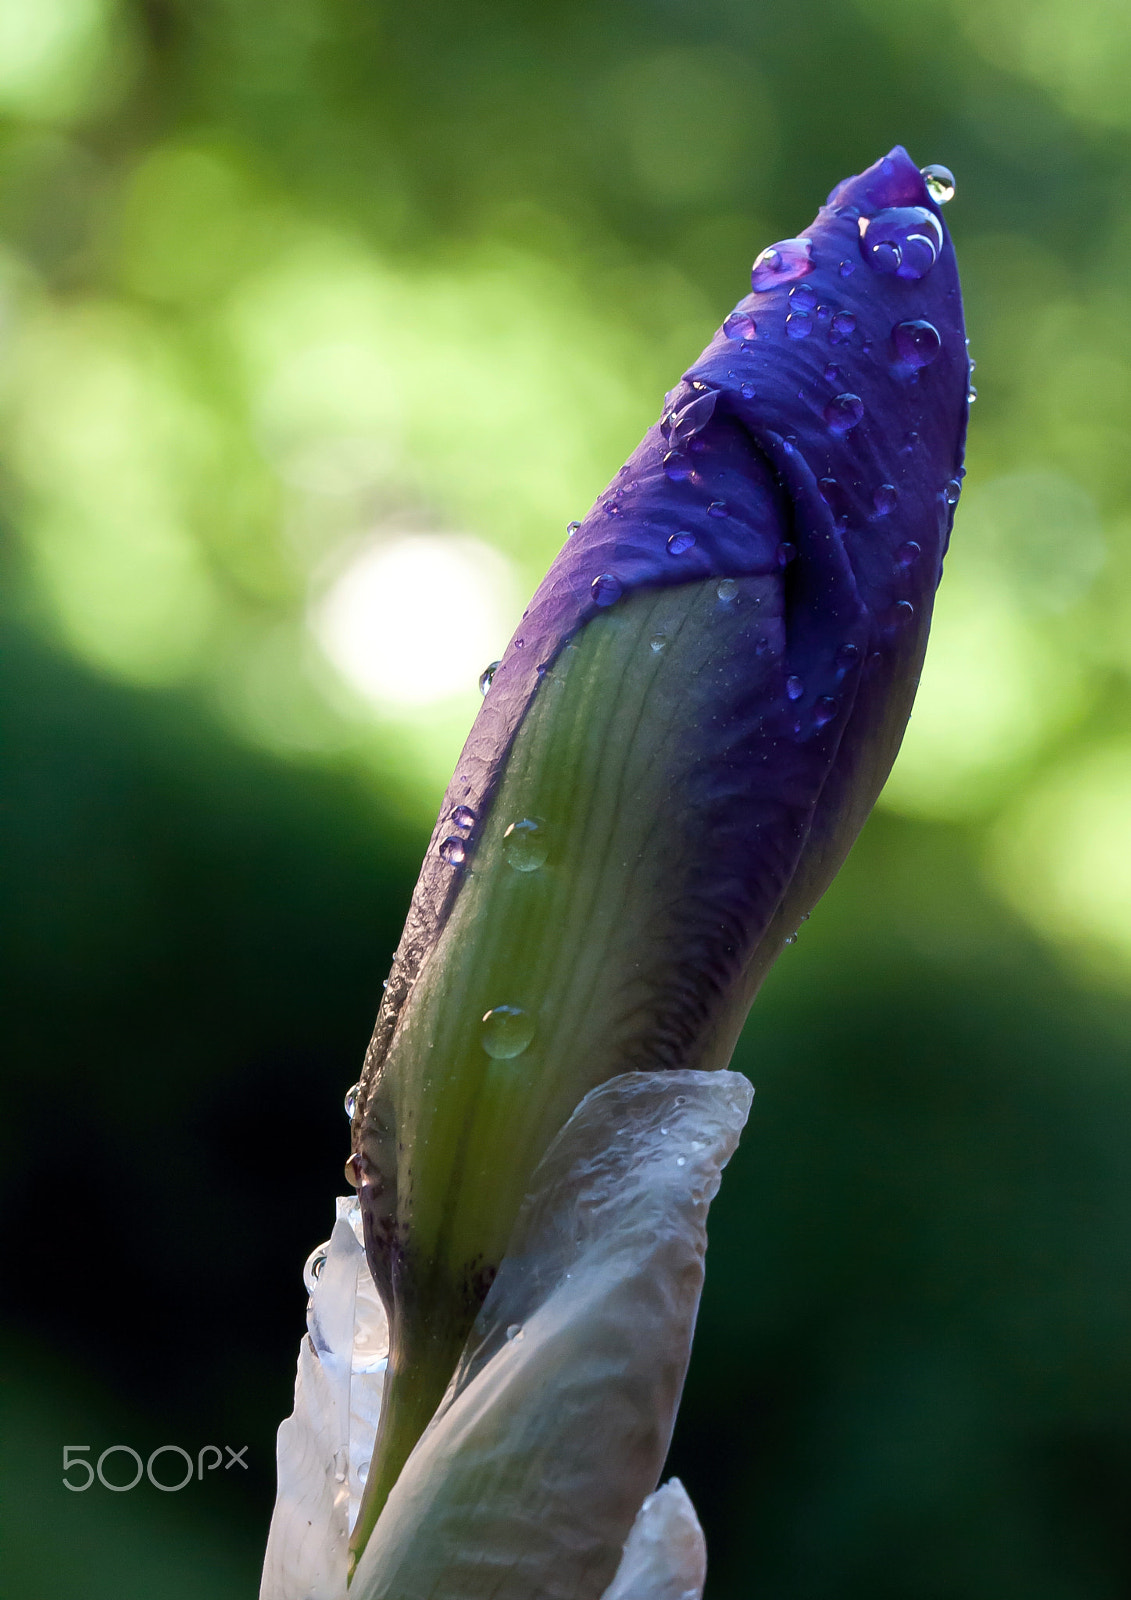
[[349, 144, 969, 1550]]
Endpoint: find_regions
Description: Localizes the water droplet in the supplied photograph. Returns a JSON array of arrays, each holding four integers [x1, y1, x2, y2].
[[481, 1005, 535, 1060], [873, 483, 898, 516], [514, 637, 524, 649], [786, 311, 813, 339], [892, 318, 941, 368], [786, 675, 804, 701], [967, 385, 978, 402], [829, 311, 856, 345], [815, 304, 832, 326], [451, 804, 476, 831], [717, 577, 738, 601], [649, 634, 666, 653], [886, 599, 916, 628], [896, 540, 921, 569], [659, 1125, 669, 1136], [357, 1460, 368, 1483], [566, 520, 580, 536], [824, 363, 842, 384], [777, 541, 797, 567], [479, 660, 500, 695], [859, 207, 943, 280], [503, 818, 547, 872], [674, 1095, 686, 1105], [707, 501, 728, 519], [740, 381, 755, 400], [824, 392, 865, 434], [344, 1083, 361, 1120], [663, 449, 693, 481], [303, 1243, 329, 1294], [591, 573, 622, 607], [603, 500, 621, 517], [789, 282, 817, 311], [722, 309, 757, 342], [439, 836, 467, 865], [944, 478, 962, 505], [667, 530, 696, 556], [505, 1323, 524, 1342], [344, 1152, 367, 1188], [838, 259, 855, 278], [751, 237, 814, 292], [784, 933, 798, 946], [814, 695, 838, 727], [835, 642, 860, 671], [920, 163, 956, 205]]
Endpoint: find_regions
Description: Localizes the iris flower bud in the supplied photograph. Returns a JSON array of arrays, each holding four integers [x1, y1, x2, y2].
[[347, 144, 968, 1558]]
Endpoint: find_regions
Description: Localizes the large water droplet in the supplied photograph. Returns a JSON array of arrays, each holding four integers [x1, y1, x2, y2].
[[829, 311, 856, 345], [649, 634, 666, 653], [722, 309, 757, 342], [451, 804, 476, 831], [303, 1243, 330, 1294], [344, 1082, 361, 1120], [439, 835, 467, 865], [670, 389, 718, 441], [751, 237, 814, 292], [503, 818, 548, 872], [967, 385, 978, 403], [707, 501, 728, 518], [920, 163, 956, 205], [896, 540, 921, 569], [479, 660, 500, 695], [835, 642, 860, 672], [663, 449, 693, 481], [813, 695, 838, 727], [481, 1005, 535, 1060], [591, 573, 622, 607], [789, 282, 817, 311], [824, 392, 865, 434], [786, 311, 813, 339], [786, 675, 804, 701], [824, 363, 842, 384], [344, 1152, 367, 1189], [838, 259, 855, 278], [892, 318, 941, 368], [566, 520, 580, 536], [859, 207, 943, 280], [505, 1323, 525, 1342], [873, 483, 898, 516], [667, 530, 696, 556], [716, 577, 738, 601], [944, 478, 962, 505]]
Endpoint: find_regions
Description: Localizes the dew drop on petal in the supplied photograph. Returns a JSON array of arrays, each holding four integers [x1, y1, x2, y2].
[[944, 478, 962, 505], [786, 311, 813, 339], [344, 1152, 367, 1189], [663, 449, 693, 481], [667, 530, 696, 555], [824, 392, 865, 434], [789, 282, 817, 310], [451, 804, 476, 831], [481, 1005, 535, 1059], [829, 311, 856, 345], [505, 1323, 524, 1342], [303, 1244, 329, 1294], [873, 483, 898, 515], [814, 695, 839, 727], [717, 577, 738, 601], [838, 260, 855, 278], [566, 521, 580, 536], [479, 660, 500, 695], [967, 385, 978, 402], [835, 642, 860, 671], [439, 836, 467, 865], [707, 500, 728, 518], [591, 573, 623, 607], [503, 817, 548, 872], [786, 675, 804, 701], [752, 237, 814, 291], [344, 1082, 361, 1120], [649, 634, 666, 653], [896, 540, 921, 569], [920, 163, 956, 204], [722, 309, 757, 342], [892, 318, 941, 368], [777, 541, 797, 567], [824, 363, 842, 384], [859, 207, 943, 281], [740, 381, 756, 400]]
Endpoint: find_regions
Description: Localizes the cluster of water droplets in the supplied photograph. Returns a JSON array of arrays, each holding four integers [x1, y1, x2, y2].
[[438, 802, 477, 866]]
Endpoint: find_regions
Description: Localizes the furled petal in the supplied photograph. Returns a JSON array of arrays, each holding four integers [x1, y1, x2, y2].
[[349, 145, 968, 1545], [349, 1070, 751, 1599]]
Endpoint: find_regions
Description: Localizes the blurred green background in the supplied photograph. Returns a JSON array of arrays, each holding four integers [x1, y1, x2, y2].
[[2, 1, 1130, 1596]]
